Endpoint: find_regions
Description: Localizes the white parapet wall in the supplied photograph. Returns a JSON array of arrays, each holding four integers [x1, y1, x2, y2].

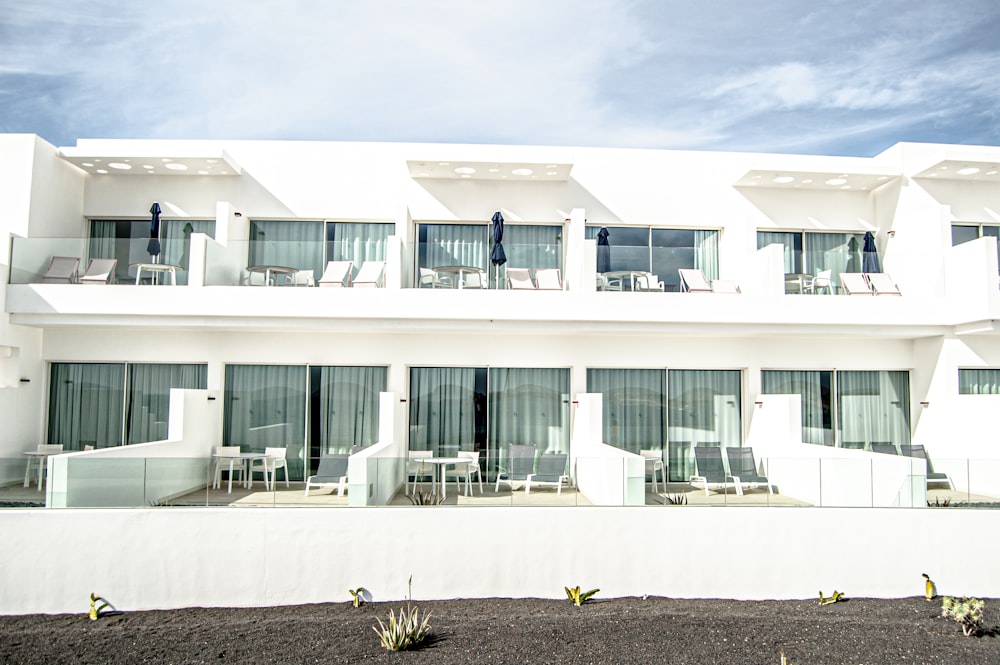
[[347, 392, 406, 506], [1, 505, 999, 614], [570, 393, 645, 506]]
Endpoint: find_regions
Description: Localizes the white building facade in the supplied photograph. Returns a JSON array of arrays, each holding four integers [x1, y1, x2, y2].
[[1, 134, 999, 613]]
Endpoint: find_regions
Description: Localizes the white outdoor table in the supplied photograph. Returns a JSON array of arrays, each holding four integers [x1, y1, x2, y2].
[[130, 262, 180, 285], [213, 452, 272, 494], [23, 450, 64, 491], [419, 457, 469, 499]]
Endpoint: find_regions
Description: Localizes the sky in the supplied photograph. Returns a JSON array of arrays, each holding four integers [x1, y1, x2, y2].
[[1, 0, 999, 157]]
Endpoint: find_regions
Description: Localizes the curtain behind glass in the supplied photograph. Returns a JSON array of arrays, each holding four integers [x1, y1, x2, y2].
[[420, 225, 487, 273], [761, 370, 833, 445], [161, 220, 214, 284], [959, 369, 1000, 394], [126, 364, 208, 444], [88, 220, 117, 262], [224, 364, 307, 480], [248, 221, 324, 278], [668, 369, 742, 481], [489, 368, 569, 473], [315, 366, 387, 454], [804, 232, 863, 289], [757, 232, 799, 273], [500, 226, 562, 286], [586, 368, 665, 455], [836, 370, 910, 448], [694, 230, 719, 280], [409, 367, 477, 456], [48, 363, 125, 450], [327, 222, 392, 280]]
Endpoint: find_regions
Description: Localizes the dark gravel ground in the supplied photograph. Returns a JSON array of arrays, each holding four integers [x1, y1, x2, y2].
[[0, 596, 997, 664]]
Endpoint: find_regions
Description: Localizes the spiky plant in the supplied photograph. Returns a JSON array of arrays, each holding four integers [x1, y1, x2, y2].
[[373, 576, 431, 651], [941, 596, 985, 636], [349, 587, 368, 608], [565, 585, 599, 606], [88, 593, 112, 621], [818, 590, 845, 605]]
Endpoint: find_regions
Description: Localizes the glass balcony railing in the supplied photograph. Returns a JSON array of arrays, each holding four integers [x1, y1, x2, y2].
[[0, 454, 995, 510]]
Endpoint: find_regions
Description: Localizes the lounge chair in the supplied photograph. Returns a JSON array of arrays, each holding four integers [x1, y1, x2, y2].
[[506, 268, 536, 290], [900, 445, 954, 490], [352, 261, 386, 288], [304, 454, 350, 496], [80, 258, 117, 284], [867, 272, 901, 296], [690, 446, 743, 496], [495, 443, 537, 492], [724, 447, 773, 494], [525, 452, 569, 495], [710, 279, 741, 294], [870, 444, 898, 455], [41, 256, 80, 284], [678, 268, 712, 293], [318, 260, 354, 287], [840, 273, 873, 295], [640, 449, 665, 493], [535, 268, 564, 290]]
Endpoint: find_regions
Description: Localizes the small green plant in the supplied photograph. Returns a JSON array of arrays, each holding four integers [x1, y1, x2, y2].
[[565, 585, 599, 606], [664, 493, 687, 505], [941, 595, 985, 636], [373, 576, 431, 651], [349, 587, 368, 608], [818, 590, 845, 605], [88, 593, 114, 621], [408, 490, 445, 506], [927, 496, 965, 507]]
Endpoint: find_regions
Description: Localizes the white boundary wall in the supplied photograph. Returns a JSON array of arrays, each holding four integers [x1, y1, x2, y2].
[[0, 506, 998, 614]]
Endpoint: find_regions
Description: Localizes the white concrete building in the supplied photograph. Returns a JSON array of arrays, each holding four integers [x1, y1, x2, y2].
[[1, 134, 999, 613]]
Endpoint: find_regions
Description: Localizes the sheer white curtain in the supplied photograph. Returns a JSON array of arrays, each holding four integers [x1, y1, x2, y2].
[[761, 370, 833, 446], [836, 370, 910, 448], [421, 225, 488, 273], [586, 368, 665, 454], [47, 363, 125, 450], [500, 225, 563, 285], [489, 368, 570, 469], [757, 232, 799, 273], [668, 369, 742, 480], [408, 367, 478, 456], [126, 364, 207, 444], [804, 232, 862, 290], [249, 221, 325, 277], [161, 220, 214, 283], [959, 369, 1000, 394], [327, 222, 392, 280], [315, 366, 387, 454], [224, 364, 307, 479], [694, 230, 719, 280]]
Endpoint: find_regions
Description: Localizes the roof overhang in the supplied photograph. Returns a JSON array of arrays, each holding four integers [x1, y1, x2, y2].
[[407, 159, 572, 182], [58, 146, 242, 177], [734, 167, 900, 192], [912, 157, 1000, 182]]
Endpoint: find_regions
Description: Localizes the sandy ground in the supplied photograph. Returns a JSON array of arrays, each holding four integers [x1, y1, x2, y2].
[[0, 596, 998, 664]]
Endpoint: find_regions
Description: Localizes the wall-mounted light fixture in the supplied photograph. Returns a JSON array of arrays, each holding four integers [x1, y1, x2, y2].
[[754, 400, 764, 408], [887, 230, 896, 237], [234, 211, 242, 217], [207, 395, 216, 401], [19, 378, 30, 383], [920, 400, 929, 407]]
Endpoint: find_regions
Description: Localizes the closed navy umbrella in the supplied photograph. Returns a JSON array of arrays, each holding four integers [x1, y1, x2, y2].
[[597, 227, 611, 273], [862, 231, 880, 273], [490, 211, 506, 287], [147, 201, 162, 261]]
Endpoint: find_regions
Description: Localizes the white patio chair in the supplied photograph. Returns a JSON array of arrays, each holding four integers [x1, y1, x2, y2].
[[418, 267, 450, 288], [80, 258, 117, 284], [597, 274, 622, 291], [710, 279, 741, 294], [840, 273, 874, 295], [41, 256, 80, 284], [318, 261, 354, 287], [352, 261, 386, 288], [635, 274, 665, 292], [535, 268, 564, 290], [813, 269, 834, 294], [444, 450, 484, 496], [212, 446, 246, 490], [406, 450, 436, 495], [640, 449, 665, 493], [23, 444, 63, 489], [461, 270, 486, 289], [678, 268, 712, 293], [505, 268, 536, 290], [248, 446, 290, 489], [285, 270, 315, 287]]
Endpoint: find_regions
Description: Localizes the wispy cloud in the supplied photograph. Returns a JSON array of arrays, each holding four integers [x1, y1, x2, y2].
[[1, 0, 998, 156]]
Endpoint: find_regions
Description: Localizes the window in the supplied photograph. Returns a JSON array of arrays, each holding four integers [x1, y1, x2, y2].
[[89, 219, 214, 285], [225, 364, 387, 480], [958, 369, 1000, 394], [48, 362, 207, 449], [951, 224, 1000, 272], [757, 231, 864, 291], [416, 223, 562, 288], [249, 221, 392, 283], [763, 369, 911, 449], [587, 226, 719, 291], [408, 367, 570, 475]]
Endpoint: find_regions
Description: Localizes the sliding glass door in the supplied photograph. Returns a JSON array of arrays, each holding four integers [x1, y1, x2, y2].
[[761, 370, 833, 446], [667, 370, 742, 481], [587, 226, 719, 291]]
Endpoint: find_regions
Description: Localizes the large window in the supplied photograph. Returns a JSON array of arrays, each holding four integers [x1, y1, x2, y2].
[[952, 224, 1000, 271], [586, 226, 719, 291], [224, 364, 386, 481], [408, 366, 569, 475], [89, 219, 214, 285], [249, 221, 392, 283], [757, 231, 863, 291], [959, 368, 1000, 394], [416, 223, 563, 288], [48, 362, 207, 449], [762, 369, 910, 449], [586, 368, 666, 453]]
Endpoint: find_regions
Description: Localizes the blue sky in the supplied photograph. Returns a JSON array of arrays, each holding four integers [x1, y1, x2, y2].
[[2, 0, 998, 156]]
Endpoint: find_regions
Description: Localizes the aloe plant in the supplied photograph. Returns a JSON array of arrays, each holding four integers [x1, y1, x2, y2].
[[373, 576, 431, 651], [349, 587, 368, 608], [565, 585, 599, 606], [88, 593, 113, 621], [818, 590, 844, 605]]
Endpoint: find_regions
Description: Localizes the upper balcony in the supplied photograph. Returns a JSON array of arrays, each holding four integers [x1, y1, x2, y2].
[[6, 232, 999, 339]]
